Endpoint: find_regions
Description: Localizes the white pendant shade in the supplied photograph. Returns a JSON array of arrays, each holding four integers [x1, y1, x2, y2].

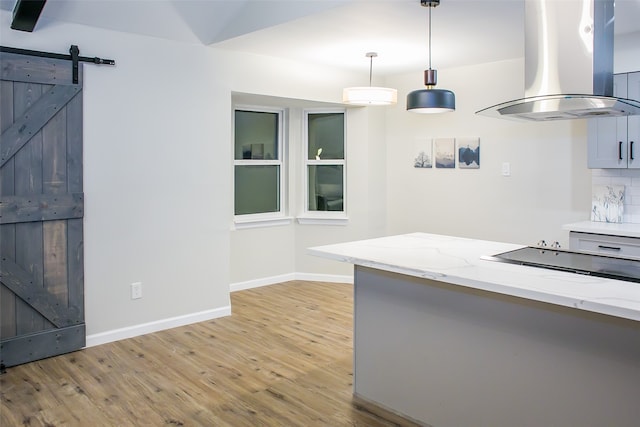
[[342, 86, 398, 106], [343, 52, 397, 107]]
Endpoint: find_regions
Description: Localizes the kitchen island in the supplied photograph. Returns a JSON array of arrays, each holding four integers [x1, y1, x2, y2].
[[309, 233, 640, 427]]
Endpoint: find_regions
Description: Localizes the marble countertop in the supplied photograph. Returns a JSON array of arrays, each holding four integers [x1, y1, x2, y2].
[[309, 233, 640, 322], [563, 221, 640, 238]]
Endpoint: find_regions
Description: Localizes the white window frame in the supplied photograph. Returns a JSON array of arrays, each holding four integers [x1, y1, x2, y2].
[[233, 105, 291, 229], [298, 108, 348, 225]]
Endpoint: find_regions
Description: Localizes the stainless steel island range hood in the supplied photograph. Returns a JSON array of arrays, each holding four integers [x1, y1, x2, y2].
[[476, 0, 640, 121]]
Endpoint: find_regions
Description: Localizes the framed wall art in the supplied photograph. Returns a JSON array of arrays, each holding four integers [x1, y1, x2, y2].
[[413, 138, 433, 168], [457, 137, 480, 169], [435, 138, 455, 168]]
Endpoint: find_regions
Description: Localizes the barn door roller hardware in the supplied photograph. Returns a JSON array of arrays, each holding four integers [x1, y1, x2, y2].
[[0, 45, 115, 84]]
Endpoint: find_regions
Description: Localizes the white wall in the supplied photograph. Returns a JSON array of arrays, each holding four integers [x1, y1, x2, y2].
[[1, 11, 232, 338], [1, 10, 374, 339], [385, 59, 592, 247], [294, 105, 388, 276]]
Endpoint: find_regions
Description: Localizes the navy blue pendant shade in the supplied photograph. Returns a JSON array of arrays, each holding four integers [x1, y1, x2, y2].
[[407, 68, 455, 113], [407, 88, 455, 113]]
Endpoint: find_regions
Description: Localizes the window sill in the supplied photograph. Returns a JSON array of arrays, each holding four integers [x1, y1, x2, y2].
[[233, 216, 293, 230], [296, 216, 349, 226]]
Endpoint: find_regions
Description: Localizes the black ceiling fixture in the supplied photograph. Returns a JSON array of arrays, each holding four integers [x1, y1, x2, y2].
[[406, 0, 456, 114], [11, 0, 47, 32]]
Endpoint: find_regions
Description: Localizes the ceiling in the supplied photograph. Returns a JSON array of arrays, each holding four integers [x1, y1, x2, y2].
[[1, 0, 639, 76]]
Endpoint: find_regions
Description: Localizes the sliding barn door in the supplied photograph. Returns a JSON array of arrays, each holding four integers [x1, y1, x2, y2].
[[0, 50, 85, 368]]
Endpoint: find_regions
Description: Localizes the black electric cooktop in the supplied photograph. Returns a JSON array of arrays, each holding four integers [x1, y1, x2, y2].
[[482, 246, 640, 283]]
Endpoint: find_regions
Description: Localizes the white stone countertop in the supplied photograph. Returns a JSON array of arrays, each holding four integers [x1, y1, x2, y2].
[[563, 221, 640, 238], [308, 233, 640, 322]]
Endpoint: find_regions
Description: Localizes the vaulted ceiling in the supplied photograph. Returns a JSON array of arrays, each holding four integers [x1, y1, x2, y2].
[[1, 0, 639, 76]]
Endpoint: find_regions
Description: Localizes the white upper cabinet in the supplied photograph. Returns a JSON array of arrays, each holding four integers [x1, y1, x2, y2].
[[588, 72, 640, 169]]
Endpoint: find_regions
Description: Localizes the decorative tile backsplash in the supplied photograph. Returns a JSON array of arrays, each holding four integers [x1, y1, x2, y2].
[[591, 185, 625, 223], [592, 169, 640, 223]]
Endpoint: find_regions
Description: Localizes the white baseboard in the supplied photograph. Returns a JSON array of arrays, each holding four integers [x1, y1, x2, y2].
[[230, 272, 353, 292], [85, 272, 352, 347], [294, 272, 353, 284], [85, 306, 231, 348], [230, 273, 297, 292]]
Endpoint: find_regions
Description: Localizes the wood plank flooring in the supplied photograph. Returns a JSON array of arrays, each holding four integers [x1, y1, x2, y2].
[[1, 281, 399, 426]]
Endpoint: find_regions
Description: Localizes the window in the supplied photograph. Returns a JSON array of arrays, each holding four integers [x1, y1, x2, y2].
[[233, 107, 285, 222], [304, 110, 346, 217]]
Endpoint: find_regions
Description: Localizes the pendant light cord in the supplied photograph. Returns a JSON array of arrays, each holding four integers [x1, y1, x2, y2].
[[428, 4, 432, 70], [369, 54, 373, 87]]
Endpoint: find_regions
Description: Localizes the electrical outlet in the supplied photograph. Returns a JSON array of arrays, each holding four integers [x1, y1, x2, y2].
[[131, 282, 142, 299], [501, 162, 511, 177]]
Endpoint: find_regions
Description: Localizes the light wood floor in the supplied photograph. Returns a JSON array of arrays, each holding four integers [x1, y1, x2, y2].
[[1, 281, 398, 426]]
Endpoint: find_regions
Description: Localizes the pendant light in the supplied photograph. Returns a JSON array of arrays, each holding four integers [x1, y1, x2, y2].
[[343, 52, 397, 106], [407, 0, 455, 113]]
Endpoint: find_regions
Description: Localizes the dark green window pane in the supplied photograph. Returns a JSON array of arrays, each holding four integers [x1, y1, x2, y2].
[[235, 165, 280, 215], [308, 165, 343, 211], [235, 110, 279, 160], [307, 113, 344, 160]]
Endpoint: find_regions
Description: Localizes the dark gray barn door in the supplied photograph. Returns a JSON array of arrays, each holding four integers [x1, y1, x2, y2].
[[0, 50, 85, 368]]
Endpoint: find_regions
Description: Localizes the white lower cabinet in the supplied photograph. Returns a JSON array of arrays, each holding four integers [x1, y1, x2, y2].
[[570, 231, 640, 260]]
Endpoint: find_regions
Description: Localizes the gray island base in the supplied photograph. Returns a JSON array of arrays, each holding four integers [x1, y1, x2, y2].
[[310, 234, 640, 427], [353, 266, 640, 427]]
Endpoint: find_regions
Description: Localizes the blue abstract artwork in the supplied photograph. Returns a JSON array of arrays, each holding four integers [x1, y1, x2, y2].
[[457, 137, 480, 169]]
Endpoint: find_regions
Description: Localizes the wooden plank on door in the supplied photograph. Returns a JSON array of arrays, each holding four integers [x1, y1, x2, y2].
[[1, 52, 75, 85], [0, 79, 16, 339], [0, 258, 81, 328], [14, 221, 49, 334], [12, 81, 47, 336], [0, 193, 84, 224], [0, 84, 81, 167], [0, 224, 16, 338], [42, 86, 69, 306], [0, 325, 86, 367], [65, 89, 84, 322]]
